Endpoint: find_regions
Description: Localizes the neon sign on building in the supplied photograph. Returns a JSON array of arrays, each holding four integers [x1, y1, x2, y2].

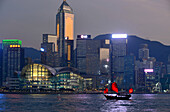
[[112, 34, 127, 38]]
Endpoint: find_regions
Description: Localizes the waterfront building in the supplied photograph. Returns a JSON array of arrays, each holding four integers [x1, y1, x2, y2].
[[2, 39, 24, 86], [76, 34, 110, 76], [55, 67, 84, 91], [83, 78, 93, 90], [144, 69, 156, 92], [76, 35, 92, 74], [124, 55, 136, 89], [110, 34, 127, 88], [21, 63, 84, 91], [56, 0, 74, 67], [136, 68, 145, 91], [160, 74, 170, 92], [93, 35, 110, 75]]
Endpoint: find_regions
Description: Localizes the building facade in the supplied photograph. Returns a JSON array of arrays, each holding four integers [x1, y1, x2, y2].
[[56, 0, 74, 67], [110, 34, 127, 88], [76, 35, 92, 74], [124, 55, 136, 89], [21, 64, 84, 91], [2, 39, 24, 86], [41, 34, 60, 67]]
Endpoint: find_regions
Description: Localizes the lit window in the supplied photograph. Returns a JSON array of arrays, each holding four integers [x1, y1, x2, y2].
[[105, 40, 110, 44]]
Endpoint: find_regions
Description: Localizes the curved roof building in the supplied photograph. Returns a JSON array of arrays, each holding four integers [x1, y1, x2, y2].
[[21, 64, 83, 91]]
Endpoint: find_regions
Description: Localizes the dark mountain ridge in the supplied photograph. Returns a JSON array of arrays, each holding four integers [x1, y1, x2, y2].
[[95, 34, 170, 63]]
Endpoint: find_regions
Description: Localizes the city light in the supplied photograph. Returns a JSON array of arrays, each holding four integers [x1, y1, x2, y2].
[[144, 69, 154, 73], [81, 35, 88, 38], [40, 48, 45, 52], [10, 45, 21, 48], [112, 34, 127, 38], [106, 59, 109, 62], [77, 35, 91, 39], [104, 65, 108, 69]]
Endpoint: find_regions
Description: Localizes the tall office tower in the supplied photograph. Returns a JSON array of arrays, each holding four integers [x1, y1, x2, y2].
[[124, 55, 136, 89], [2, 39, 24, 85], [93, 35, 110, 75], [139, 44, 149, 60], [56, 0, 74, 67], [0, 43, 3, 86], [86, 40, 101, 75], [110, 34, 127, 88], [41, 34, 60, 67], [76, 35, 92, 74]]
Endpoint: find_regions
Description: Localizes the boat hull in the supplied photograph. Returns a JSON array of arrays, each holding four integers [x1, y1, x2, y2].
[[104, 94, 131, 100]]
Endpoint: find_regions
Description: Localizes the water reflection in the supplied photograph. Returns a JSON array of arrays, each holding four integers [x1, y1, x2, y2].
[[0, 94, 168, 111], [101, 99, 134, 112]]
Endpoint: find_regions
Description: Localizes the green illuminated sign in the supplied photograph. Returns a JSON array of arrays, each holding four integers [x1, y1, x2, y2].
[[2, 39, 22, 48]]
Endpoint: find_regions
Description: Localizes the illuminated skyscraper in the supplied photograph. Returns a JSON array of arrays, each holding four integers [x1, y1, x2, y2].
[[110, 34, 127, 88], [56, 0, 74, 67], [2, 39, 24, 85]]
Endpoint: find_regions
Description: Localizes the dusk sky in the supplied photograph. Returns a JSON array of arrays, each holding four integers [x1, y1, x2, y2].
[[0, 0, 170, 49]]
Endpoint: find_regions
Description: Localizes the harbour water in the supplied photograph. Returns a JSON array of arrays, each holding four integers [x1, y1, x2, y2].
[[0, 94, 169, 112]]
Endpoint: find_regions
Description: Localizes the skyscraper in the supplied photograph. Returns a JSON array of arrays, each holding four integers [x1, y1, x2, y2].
[[139, 44, 149, 60], [2, 39, 24, 85], [56, 0, 74, 67], [41, 34, 60, 67], [93, 35, 110, 75], [110, 34, 127, 88], [76, 35, 92, 74], [124, 55, 135, 89]]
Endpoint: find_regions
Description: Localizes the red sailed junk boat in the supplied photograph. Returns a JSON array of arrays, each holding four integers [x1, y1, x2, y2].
[[104, 82, 133, 100]]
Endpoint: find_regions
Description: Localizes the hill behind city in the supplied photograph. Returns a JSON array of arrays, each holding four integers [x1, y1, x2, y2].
[[95, 34, 170, 63]]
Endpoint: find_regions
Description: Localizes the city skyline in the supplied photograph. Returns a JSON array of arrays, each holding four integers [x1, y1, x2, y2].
[[0, 0, 170, 50]]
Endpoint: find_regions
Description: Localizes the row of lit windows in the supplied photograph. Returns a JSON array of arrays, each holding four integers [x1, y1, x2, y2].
[[10, 45, 21, 48]]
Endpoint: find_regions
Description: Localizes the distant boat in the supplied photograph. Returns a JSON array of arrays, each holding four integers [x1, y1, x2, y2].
[[104, 82, 133, 100]]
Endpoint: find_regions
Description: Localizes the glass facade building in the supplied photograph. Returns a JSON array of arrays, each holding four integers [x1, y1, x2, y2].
[[2, 39, 24, 86], [21, 64, 55, 89], [21, 64, 84, 91], [56, 1, 74, 67], [76, 35, 92, 74], [124, 55, 135, 89], [110, 36, 127, 88], [55, 67, 84, 91]]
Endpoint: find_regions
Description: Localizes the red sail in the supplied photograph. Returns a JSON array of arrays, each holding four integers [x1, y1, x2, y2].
[[129, 88, 133, 94], [112, 82, 118, 93], [104, 88, 108, 94]]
